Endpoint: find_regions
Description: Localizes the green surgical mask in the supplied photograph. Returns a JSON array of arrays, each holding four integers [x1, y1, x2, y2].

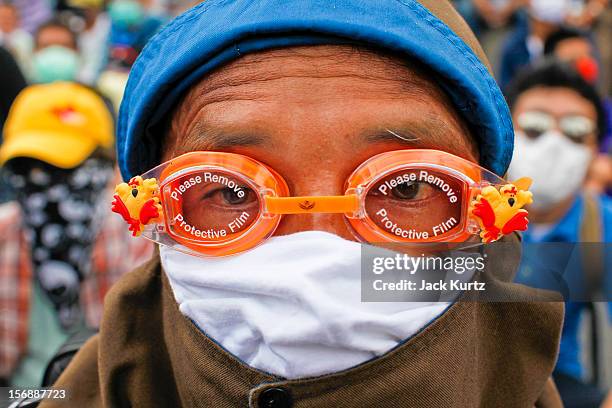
[[31, 46, 80, 84], [109, 0, 145, 28]]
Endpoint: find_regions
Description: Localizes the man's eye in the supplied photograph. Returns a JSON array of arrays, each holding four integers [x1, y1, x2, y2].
[[391, 182, 420, 200], [201, 186, 256, 207], [221, 188, 248, 205]]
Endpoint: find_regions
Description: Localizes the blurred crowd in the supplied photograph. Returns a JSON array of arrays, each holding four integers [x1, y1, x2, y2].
[[0, 0, 187, 390], [0, 0, 201, 117], [0, 0, 610, 407]]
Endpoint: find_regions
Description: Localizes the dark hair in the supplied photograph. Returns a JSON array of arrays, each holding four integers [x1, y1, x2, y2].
[[505, 59, 607, 143], [544, 27, 591, 56], [34, 18, 78, 50]]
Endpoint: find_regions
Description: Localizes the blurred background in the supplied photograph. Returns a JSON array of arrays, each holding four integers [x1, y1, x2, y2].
[[0, 0, 610, 407]]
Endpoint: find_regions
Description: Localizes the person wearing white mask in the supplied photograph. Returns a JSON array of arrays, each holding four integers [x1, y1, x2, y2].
[[507, 59, 611, 408], [38, 1, 565, 407]]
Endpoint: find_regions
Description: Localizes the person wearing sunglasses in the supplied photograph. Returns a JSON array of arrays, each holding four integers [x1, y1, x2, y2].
[[38, 1, 565, 407], [506, 60, 611, 408]]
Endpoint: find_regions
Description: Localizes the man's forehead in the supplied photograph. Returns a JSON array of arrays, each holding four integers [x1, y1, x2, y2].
[[169, 45, 459, 136], [165, 45, 477, 161], [180, 46, 441, 101], [515, 87, 598, 117]]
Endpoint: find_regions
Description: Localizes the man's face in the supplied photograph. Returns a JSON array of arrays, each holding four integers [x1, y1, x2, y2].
[[35, 26, 76, 51], [163, 45, 477, 241], [513, 86, 598, 152], [0, 5, 17, 33]]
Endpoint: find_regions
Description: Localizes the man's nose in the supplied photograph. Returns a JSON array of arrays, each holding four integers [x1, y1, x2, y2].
[[274, 212, 355, 241]]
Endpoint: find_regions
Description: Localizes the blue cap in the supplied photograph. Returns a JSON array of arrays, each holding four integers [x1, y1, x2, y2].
[[118, 0, 513, 179]]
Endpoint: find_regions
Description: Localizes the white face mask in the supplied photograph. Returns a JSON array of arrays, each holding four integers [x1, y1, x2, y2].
[[507, 130, 593, 211], [161, 231, 449, 379]]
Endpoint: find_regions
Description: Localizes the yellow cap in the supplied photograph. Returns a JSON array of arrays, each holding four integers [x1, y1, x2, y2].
[[67, 0, 104, 8], [0, 82, 114, 169]]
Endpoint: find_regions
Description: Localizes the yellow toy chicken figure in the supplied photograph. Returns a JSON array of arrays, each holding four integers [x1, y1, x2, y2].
[[470, 177, 533, 243], [111, 176, 163, 236]]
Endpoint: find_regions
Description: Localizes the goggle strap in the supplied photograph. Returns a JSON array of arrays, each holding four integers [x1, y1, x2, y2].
[[265, 195, 359, 215]]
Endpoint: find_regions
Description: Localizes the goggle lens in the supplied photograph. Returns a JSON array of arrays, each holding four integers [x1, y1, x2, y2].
[[162, 169, 261, 243], [364, 168, 466, 241]]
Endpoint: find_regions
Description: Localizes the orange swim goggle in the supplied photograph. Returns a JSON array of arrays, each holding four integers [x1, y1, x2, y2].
[[111, 149, 534, 257]]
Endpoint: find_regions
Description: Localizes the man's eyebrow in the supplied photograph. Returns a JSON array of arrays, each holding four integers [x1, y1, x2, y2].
[[363, 129, 421, 145], [362, 119, 454, 146], [182, 129, 267, 152]]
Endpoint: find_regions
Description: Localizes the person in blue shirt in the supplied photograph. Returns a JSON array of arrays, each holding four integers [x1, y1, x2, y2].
[[507, 60, 611, 408]]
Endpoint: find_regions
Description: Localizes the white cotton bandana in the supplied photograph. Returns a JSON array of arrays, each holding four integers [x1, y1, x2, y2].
[[161, 231, 449, 379]]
